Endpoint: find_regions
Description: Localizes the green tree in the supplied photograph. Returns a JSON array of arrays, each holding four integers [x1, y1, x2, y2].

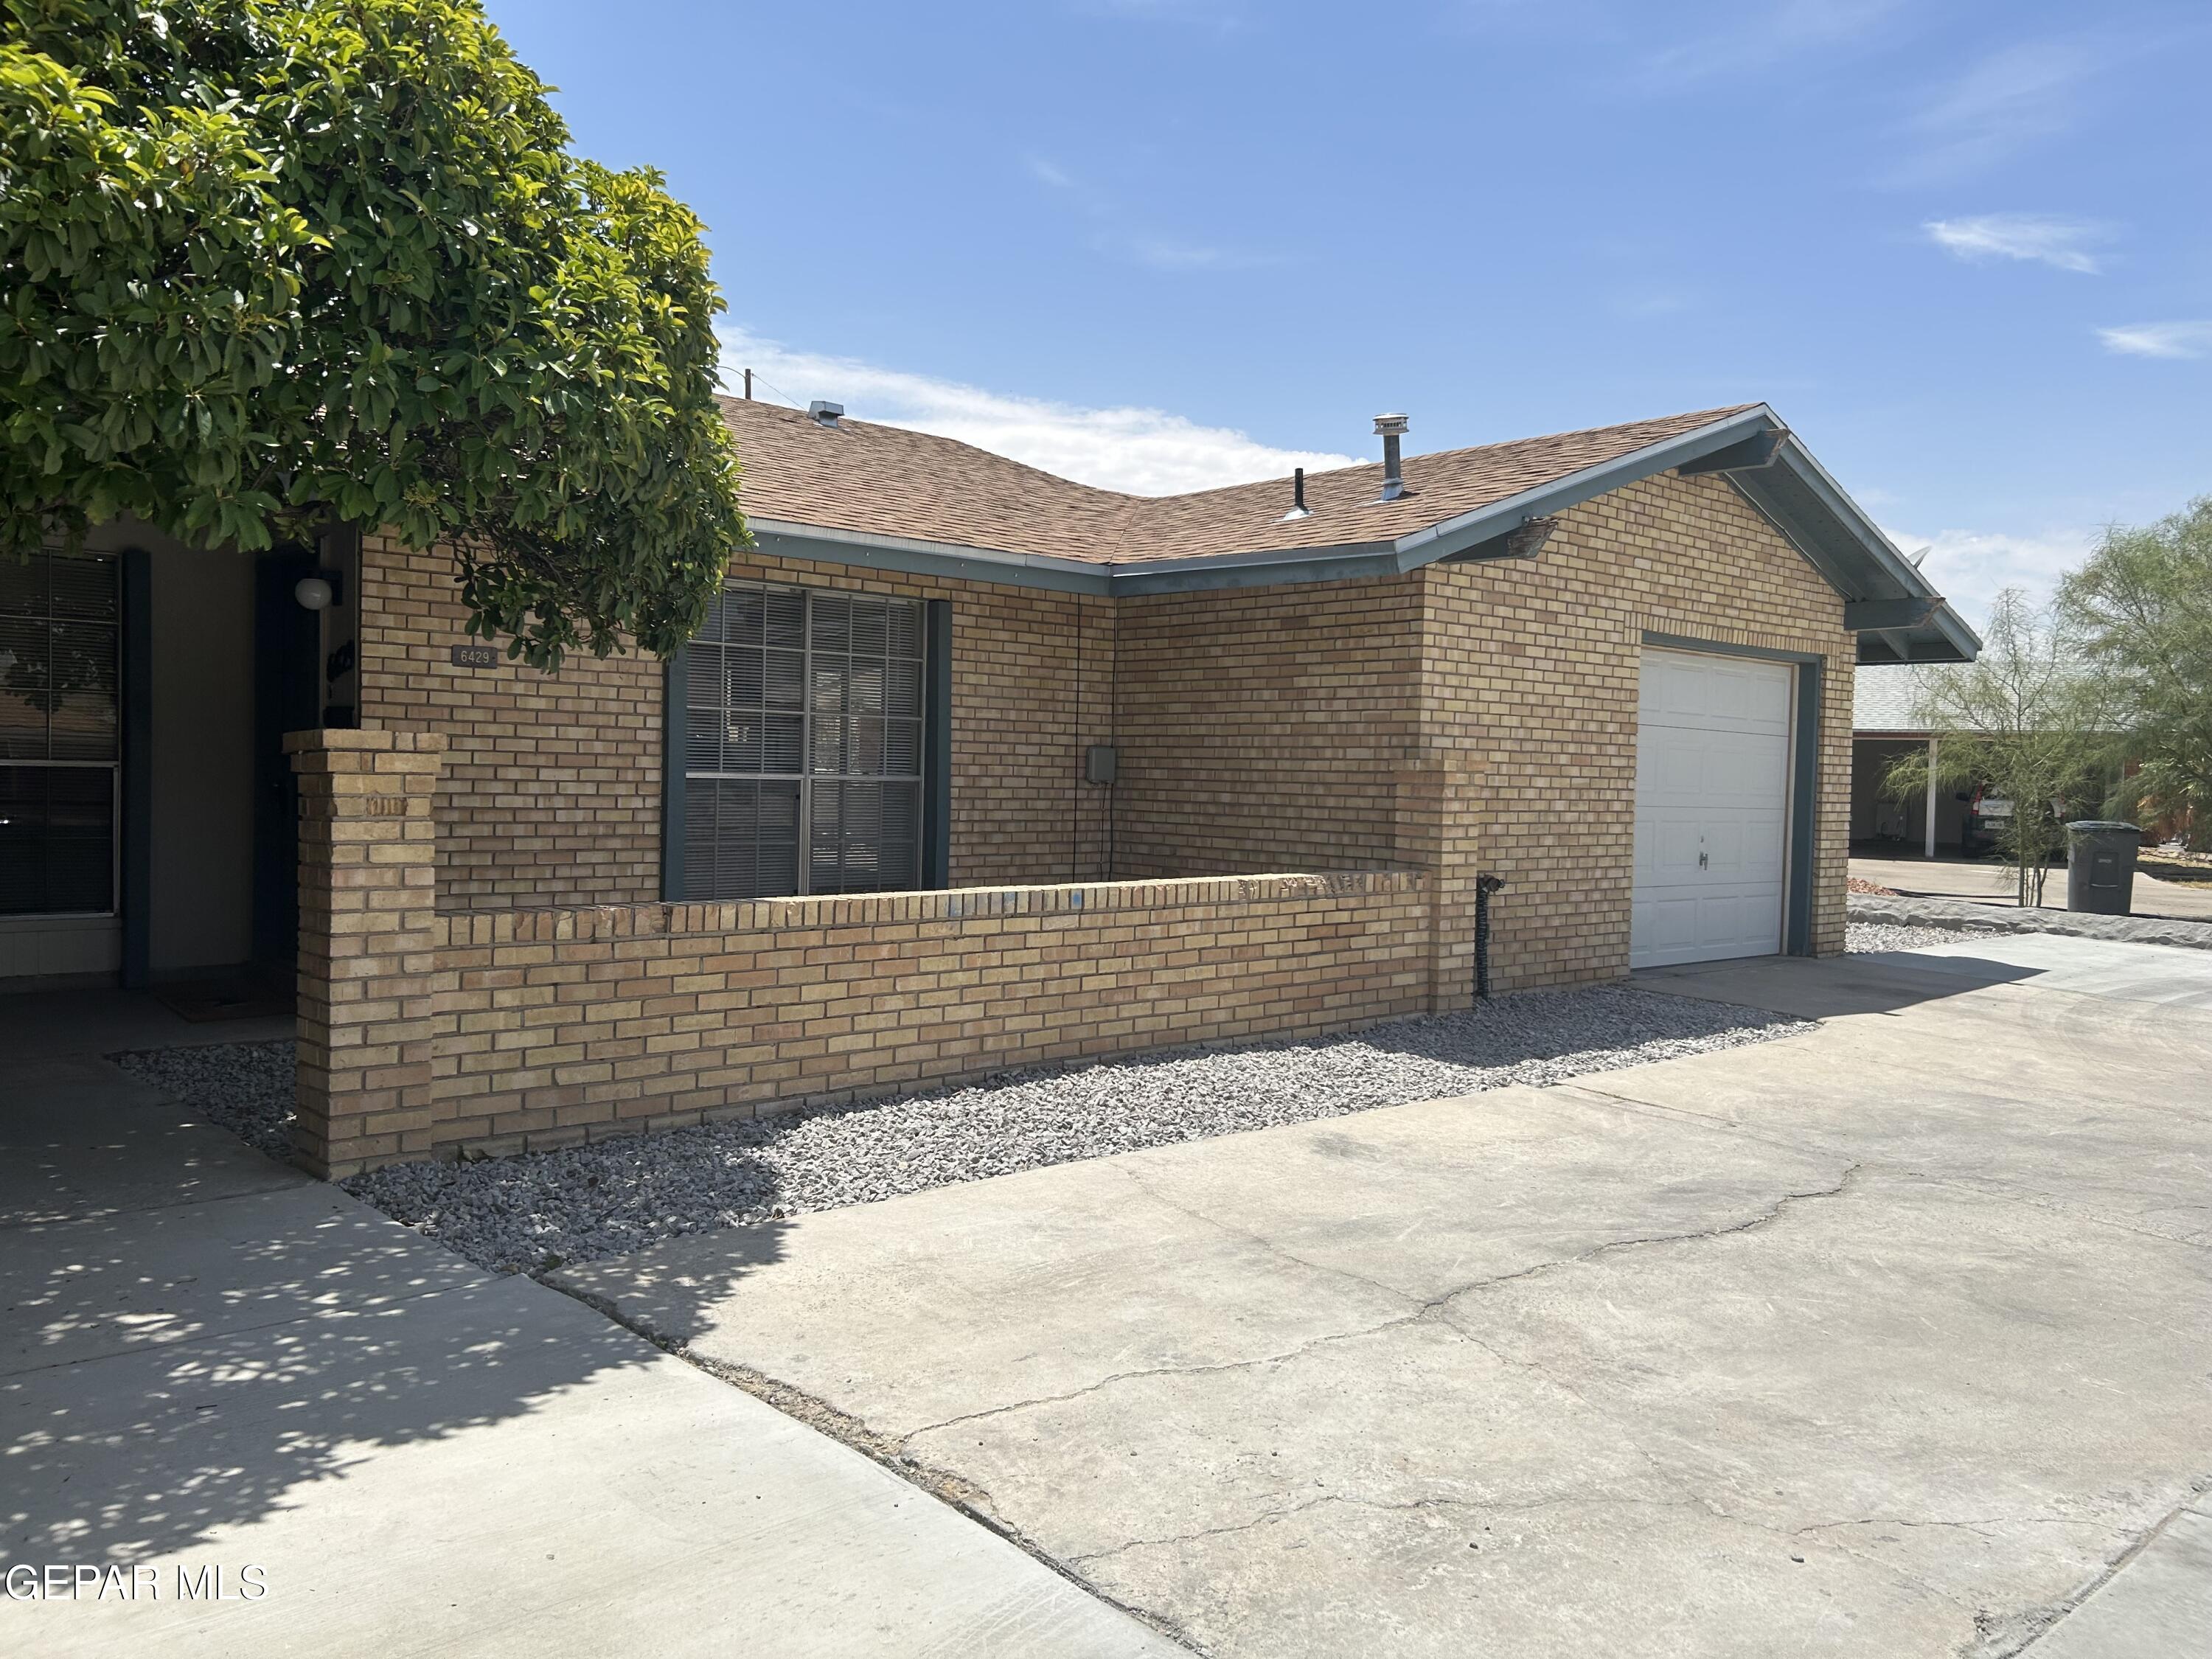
[[2061, 499, 2212, 851], [0, 0, 743, 667], [1881, 589, 2112, 907]]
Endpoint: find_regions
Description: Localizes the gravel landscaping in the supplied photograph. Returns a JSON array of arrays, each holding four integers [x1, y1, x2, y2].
[[102, 932, 1984, 1265], [108, 1038, 295, 1161], [91, 984, 1807, 1275], [1846, 919, 2008, 953], [1849, 891, 2212, 950], [341, 984, 1809, 1273]]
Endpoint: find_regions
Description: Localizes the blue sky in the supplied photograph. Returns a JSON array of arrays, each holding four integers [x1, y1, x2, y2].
[[487, 0, 2208, 623]]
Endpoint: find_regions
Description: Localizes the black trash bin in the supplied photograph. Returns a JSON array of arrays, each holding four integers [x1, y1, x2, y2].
[[2065, 821, 2140, 916]]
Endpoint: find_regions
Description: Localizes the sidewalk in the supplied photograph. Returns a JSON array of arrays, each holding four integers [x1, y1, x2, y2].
[[0, 992, 1175, 1658], [1851, 853, 2212, 922]]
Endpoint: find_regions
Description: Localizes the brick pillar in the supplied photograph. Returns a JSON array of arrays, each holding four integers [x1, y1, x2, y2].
[[1395, 754, 1486, 1014], [285, 728, 445, 1178]]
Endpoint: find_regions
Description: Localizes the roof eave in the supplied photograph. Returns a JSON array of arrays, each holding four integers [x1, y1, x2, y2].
[[746, 518, 1111, 595], [737, 411, 1980, 666], [1725, 445, 1981, 664]]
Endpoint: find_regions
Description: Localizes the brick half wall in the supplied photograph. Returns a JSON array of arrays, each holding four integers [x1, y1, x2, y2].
[[290, 730, 1479, 1177]]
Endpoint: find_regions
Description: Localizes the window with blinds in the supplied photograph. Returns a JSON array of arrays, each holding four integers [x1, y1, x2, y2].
[[0, 550, 119, 916], [682, 582, 926, 900]]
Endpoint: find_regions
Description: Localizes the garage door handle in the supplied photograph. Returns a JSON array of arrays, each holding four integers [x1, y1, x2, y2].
[[1698, 851, 1708, 869]]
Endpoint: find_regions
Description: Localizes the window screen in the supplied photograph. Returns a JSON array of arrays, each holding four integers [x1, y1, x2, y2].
[[683, 582, 925, 899], [0, 549, 119, 914]]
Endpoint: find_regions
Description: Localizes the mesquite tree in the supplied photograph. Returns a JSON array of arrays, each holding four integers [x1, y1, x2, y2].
[[0, 0, 744, 667], [2062, 499, 2212, 851], [1882, 591, 2110, 907]]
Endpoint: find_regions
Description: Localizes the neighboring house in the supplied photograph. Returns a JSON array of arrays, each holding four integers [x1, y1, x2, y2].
[[0, 398, 1975, 1175], [1851, 663, 1969, 856]]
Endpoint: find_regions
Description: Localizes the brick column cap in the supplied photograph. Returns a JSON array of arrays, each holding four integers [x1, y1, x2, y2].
[[284, 727, 449, 756]]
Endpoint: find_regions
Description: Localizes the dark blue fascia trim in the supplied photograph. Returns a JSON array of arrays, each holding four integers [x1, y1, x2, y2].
[[736, 408, 1976, 667], [1642, 632, 1821, 957], [1843, 597, 1938, 631], [1398, 409, 1779, 568], [1110, 546, 1402, 595], [1674, 429, 1786, 475], [751, 528, 1109, 596], [661, 650, 686, 901]]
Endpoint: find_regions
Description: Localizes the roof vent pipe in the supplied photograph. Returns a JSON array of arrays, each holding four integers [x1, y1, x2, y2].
[[1374, 413, 1409, 501], [808, 400, 844, 428], [1281, 466, 1312, 521]]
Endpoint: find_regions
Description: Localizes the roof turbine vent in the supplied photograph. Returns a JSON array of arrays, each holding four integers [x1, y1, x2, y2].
[[1373, 412, 1410, 502], [808, 400, 845, 428]]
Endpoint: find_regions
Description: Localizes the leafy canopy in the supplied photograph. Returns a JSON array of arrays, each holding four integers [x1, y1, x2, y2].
[[2061, 498, 2212, 851], [1881, 589, 2113, 906], [0, 0, 744, 666]]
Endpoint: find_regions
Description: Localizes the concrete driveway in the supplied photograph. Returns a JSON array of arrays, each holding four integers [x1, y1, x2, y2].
[[563, 934, 2212, 1658], [0, 995, 1176, 1658]]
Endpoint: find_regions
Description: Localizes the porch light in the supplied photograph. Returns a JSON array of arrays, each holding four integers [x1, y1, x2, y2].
[[294, 576, 334, 612]]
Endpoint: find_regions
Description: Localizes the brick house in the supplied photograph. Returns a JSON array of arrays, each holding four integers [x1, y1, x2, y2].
[[1, 398, 1973, 1175]]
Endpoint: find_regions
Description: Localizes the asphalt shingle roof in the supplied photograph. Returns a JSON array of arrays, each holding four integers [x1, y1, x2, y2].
[[1854, 664, 1943, 734], [717, 397, 1758, 567]]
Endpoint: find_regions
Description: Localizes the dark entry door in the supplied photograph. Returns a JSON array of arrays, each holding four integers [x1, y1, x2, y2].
[[252, 549, 321, 974]]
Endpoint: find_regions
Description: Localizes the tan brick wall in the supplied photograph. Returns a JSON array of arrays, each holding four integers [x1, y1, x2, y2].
[[358, 534, 664, 911], [287, 728, 445, 1173], [287, 731, 1456, 1175], [348, 463, 1853, 1016], [357, 538, 1114, 907], [1416, 470, 1854, 990], [1112, 577, 1425, 876]]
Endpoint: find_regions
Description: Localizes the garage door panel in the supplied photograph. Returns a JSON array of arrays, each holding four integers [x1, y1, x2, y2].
[[1630, 648, 1794, 970]]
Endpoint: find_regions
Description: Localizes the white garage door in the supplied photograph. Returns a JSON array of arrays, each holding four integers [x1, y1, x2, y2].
[[1630, 647, 1794, 970]]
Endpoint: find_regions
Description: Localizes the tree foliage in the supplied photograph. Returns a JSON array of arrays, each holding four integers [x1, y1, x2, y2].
[[1881, 589, 2112, 906], [0, 0, 744, 666], [2061, 498, 2212, 851]]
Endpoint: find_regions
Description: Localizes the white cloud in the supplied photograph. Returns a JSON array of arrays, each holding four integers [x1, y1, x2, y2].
[[1880, 522, 2095, 625], [1896, 39, 2101, 182], [1643, 0, 1906, 86], [718, 328, 1359, 496], [1924, 213, 2107, 274], [2096, 320, 2212, 360]]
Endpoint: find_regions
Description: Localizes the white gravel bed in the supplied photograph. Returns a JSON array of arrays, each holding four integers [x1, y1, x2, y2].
[[108, 1039, 295, 1161], [1846, 920, 2008, 953], [328, 983, 1811, 1275]]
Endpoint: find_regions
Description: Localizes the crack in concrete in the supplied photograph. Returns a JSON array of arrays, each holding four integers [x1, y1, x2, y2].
[[900, 1306, 1440, 1445], [1066, 1491, 1710, 1568], [902, 1160, 1868, 1448], [1114, 1161, 1421, 1307], [1798, 1514, 2093, 1538], [1997, 1476, 2212, 1658], [546, 1277, 1206, 1654], [1436, 1161, 1866, 1304]]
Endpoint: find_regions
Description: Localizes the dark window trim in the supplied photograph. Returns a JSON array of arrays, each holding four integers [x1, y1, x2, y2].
[[662, 582, 951, 901], [121, 548, 153, 987], [1641, 631, 1823, 958], [921, 599, 951, 889], [661, 649, 687, 901]]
